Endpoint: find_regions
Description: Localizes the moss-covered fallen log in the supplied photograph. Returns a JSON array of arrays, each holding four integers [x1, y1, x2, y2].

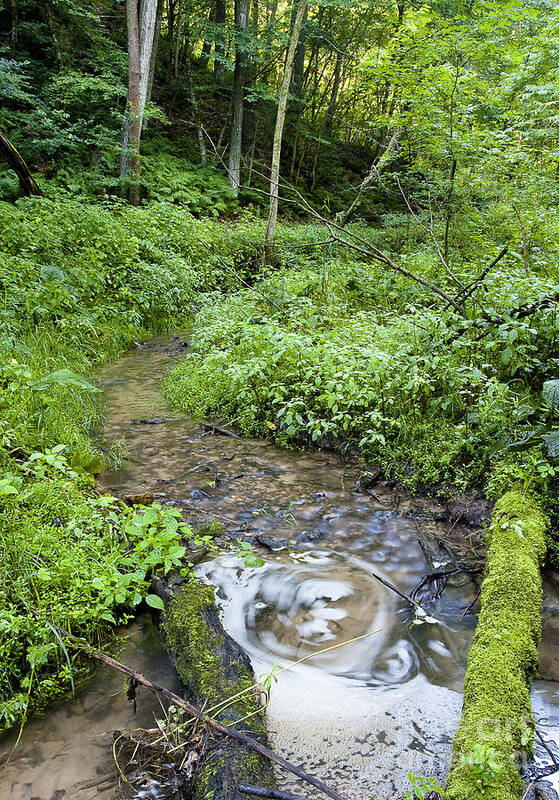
[[445, 490, 548, 800], [162, 581, 276, 800]]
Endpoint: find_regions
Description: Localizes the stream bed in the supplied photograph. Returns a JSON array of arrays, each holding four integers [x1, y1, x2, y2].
[[1, 336, 558, 800]]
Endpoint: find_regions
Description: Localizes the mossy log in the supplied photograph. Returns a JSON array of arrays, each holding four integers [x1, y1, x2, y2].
[[445, 490, 548, 800], [161, 580, 275, 800]]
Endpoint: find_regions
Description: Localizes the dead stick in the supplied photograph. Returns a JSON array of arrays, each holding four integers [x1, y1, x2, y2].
[[368, 568, 421, 608], [239, 784, 309, 800], [32, 614, 347, 800]]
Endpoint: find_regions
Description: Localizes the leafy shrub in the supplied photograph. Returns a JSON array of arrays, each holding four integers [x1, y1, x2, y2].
[[165, 252, 558, 497]]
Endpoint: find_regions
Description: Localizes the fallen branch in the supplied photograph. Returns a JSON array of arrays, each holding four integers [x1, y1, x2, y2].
[[366, 564, 422, 609], [410, 568, 461, 602], [448, 246, 508, 309], [203, 423, 240, 438], [30, 613, 348, 800]]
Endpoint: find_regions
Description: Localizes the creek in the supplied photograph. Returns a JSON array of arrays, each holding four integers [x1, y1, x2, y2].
[[1, 336, 558, 800]]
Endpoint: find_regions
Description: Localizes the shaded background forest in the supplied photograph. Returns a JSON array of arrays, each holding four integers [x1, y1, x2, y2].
[[2, 0, 559, 222]]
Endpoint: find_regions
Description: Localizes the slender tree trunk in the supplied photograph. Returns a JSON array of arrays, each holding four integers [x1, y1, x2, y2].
[[264, 0, 307, 262], [126, 0, 142, 204], [143, 0, 163, 130], [324, 49, 343, 134], [183, 12, 207, 167], [290, 4, 306, 99], [214, 0, 226, 83], [172, 0, 183, 78], [228, 0, 250, 194], [0, 128, 42, 197], [138, 0, 159, 111], [43, 1, 64, 69], [10, 0, 18, 45], [200, 6, 215, 68], [124, 0, 158, 202]]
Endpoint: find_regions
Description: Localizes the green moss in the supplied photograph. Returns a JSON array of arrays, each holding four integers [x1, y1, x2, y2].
[[162, 581, 264, 729], [163, 581, 274, 798], [445, 490, 548, 800]]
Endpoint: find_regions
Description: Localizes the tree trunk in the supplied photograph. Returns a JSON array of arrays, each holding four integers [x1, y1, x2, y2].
[[228, 0, 250, 194], [125, 0, 158, 203], [214, 0, 226, 83], [126, 0, 142, 204], [200, 6, 215, 68], [184, 14, 207, 167], [264, 0, 307, 262], [324, 49, 343, 134], [139, 0, 159, 117], [143, 0, 163, 131], [0, 128, 43, 197], [290, 3, 306, 100]]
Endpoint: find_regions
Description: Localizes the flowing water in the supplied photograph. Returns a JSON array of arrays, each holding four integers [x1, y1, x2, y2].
[[1, 336, 558, 800]]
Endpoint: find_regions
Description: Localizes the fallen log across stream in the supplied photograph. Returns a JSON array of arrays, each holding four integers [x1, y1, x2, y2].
[[30, 609, 348, 800]]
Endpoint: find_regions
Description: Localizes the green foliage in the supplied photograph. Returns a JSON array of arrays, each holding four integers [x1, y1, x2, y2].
[[140, 154, 238, 216], [0, 480, 191, 732], [235, 539, 265, 569], [462, 744, 502, 793], [0, 196, 329, 731], [164, 243, 558, 498], [405, 772, 445, 800]]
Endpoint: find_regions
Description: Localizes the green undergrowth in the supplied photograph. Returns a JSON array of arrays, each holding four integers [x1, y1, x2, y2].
[[0, 195, 326, 733], [163, 249, 559, 524], [445, 490, 548, 800]]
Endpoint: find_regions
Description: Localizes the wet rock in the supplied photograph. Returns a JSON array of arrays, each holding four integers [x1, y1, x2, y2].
[[203, 423, 239, 438], [523, 783, 559, 800], [445, 495, 493, 529], [190, 489, 211, 500], [294, 528, 326, 545], [256, 535, 289, 551], [123, 493, 154, 506], [132, 416, 172, 425], [353, 468, 382, 493]]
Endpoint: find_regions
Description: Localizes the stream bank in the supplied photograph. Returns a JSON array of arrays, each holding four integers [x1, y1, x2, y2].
[[1, 336, 558, 800]]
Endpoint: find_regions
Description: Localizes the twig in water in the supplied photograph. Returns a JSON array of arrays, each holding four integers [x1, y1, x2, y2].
[[459, 586, 481, 620], [240, 784, 309, 800], [411, 568, 461, 602]]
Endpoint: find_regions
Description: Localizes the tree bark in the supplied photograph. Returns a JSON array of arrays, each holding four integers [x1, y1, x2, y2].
[[200, 6, 215, 68], [125, 0, 158, 203], [228, 0, 250, 194], [139, 0, 159, 118], [264, 0, 307, 262], [0, 128, 43, 197], [126, 0, 142, 204], [214, 0, 227, 83], [143, 0, 163, 130], [324, 50, 343, 134]]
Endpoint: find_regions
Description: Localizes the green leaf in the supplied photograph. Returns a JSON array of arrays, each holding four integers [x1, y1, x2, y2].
[[543, 379, 559, 412], [542, 431, 559, 460], [501, 346, 513, 365], [31, 369, 101, 393], [0, 478, 20, 496], [145, 594, 165, 610]]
